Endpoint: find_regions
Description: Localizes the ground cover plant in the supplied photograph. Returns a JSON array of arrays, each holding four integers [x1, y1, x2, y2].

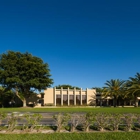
[[0, 133, 140, 140]]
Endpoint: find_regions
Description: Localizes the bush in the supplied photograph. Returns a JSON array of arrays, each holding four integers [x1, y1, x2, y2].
[[23, 113, 42, 132]]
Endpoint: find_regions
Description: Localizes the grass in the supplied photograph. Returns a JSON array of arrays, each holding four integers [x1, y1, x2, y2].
[[0, 107, 140, 113], [0, 132, 140, 140]]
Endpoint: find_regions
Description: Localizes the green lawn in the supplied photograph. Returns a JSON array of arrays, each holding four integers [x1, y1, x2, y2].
[[0, 132, 140, 140], [0, 107, 140, 113]]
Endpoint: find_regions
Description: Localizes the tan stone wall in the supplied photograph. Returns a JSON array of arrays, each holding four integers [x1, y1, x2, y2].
[[87, 88, 96, 104], [44, 88, 54, 105], [43, 88, 96, 106]]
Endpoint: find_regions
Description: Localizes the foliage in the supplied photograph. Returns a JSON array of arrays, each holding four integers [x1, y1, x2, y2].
[[82, 112, 96, 132], [0, 51, 53, 107], [92, 87, 103, 93], [88, 95, 96, 106], [102, 79, 126, 107], [123, 113, 135, 131], [95, 113, 109, 131], [108, 113, 122, 131], [23, 113, 42, 132], [127, 73, 140, 107], [69, 113, 84, 132], [0, 87, 15, 107], [7, 113, 19, 132], [0, 112, 7, 130], [0, 112, 140, 133], [53, 113, 70, 132], [55, 84, 80, 89]]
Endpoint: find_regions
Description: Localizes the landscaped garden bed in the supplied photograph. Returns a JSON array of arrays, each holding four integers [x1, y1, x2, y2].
[[0, 111, 140, 133]]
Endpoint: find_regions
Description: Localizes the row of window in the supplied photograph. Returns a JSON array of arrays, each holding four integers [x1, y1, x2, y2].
[[56, 95, 87, 105]]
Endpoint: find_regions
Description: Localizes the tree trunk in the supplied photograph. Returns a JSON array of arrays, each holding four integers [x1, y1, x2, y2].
[[114, 124, 119, 131], [106, 99, 109, 106], [85, 125, 90, 132], [16, 91, 26, 107], [124, 100, 126, 106], [135, 100, 138, 107], [100, 127, 104, 131], [133, 96, 138, 107], [70, 124, 76, 132], [23, 99, 27, 107]]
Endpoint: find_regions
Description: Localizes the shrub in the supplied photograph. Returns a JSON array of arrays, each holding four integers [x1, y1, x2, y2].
[[53, 113, 70, 132], [7, 113, 18, 132], [23, 113, 42, 132], [123, 113, 135, 131], [0, 112, 7, 130], [109, 113, 122, 131], [82, 112, 96, 132], [95, 113, 109, 131], [69, 113, 84, 132]]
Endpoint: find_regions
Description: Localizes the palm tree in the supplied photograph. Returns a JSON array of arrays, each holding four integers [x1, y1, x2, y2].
[[127, 73, 140, 107], [102, 79, 126, 107]]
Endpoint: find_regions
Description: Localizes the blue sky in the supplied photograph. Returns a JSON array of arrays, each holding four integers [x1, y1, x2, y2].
[[0, 0, 140, 89]]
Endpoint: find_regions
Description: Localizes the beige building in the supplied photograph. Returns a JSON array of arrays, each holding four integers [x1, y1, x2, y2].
[[25, 87, 138, 107], [36, 87, 96, 106]]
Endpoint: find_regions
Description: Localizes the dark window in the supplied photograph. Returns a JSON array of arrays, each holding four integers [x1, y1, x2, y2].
[[76, 95, 80, 105], [69, 95, 74, 105], [63, 95, 68, 105], [56, 95, 61, 105], [82, 95, 87, 105]]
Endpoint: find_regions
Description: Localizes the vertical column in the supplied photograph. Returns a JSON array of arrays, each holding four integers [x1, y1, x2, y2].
[[130, 100, 132, 106], [86, 88, 88, 105], [74, 88, 76, 105], [61, 87, 63, 106], [68, 87, 69, 106], [100, 99, 102, 106], [80, 88, 82, 105], [54, 87, 56, 106], [107, 99, 109, 106]]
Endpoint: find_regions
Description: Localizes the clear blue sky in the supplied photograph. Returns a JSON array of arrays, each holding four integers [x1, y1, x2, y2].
[[0, 0, 140, 89]]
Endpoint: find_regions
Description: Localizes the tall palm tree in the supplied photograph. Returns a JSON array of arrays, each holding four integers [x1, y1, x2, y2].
[[127, 73, 140, 107], [102, 79, 126, 107]]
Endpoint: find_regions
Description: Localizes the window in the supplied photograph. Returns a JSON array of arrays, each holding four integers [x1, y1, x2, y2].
[[56, 95, 61, 105], [82, 95, 87, 105]]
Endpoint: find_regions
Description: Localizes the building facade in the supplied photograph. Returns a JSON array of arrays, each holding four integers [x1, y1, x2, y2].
[[37, 87, 96, 106]]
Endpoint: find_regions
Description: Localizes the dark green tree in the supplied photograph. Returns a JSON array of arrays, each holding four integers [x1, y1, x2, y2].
[[55, 84, 80, 89], [92, 87, 103, 93], [0, 51, 53, 107], [0, 86, 14, 107]]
